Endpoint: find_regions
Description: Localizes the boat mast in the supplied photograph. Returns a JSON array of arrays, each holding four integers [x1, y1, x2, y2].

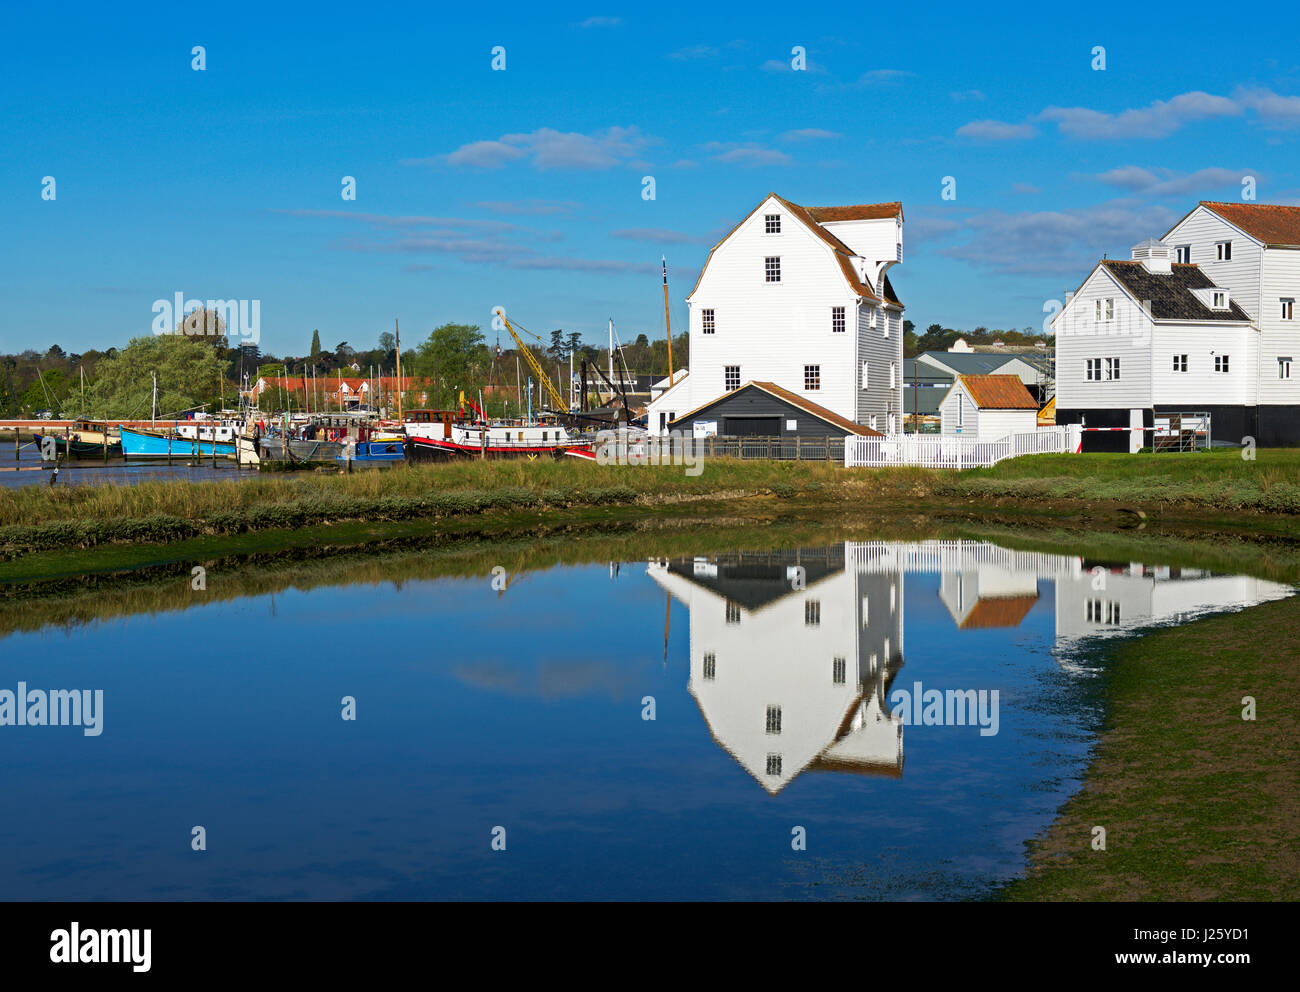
[[608, 318, 614, 395], [394, 317, 403, 423], [151, 372, 157, 424], [662, 256, 675, 387]]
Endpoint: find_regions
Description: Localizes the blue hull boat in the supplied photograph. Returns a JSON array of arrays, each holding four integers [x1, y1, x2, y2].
[[338, 439, 407, 467], [120, 425, 237, 458]]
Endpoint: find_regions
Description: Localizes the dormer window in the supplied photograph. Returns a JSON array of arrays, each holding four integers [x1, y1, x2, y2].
[[1216, 241, 1232, 261], [764, 214, 781, 234], [1212, 291, 1227, 309]]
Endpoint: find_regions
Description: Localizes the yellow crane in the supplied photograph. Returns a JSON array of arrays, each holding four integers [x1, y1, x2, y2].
[[495, 309, 569, 413]]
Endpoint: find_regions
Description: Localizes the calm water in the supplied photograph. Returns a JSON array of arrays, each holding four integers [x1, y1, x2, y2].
[[0, 539, 1290, 900], [0, 461, 255, 489]]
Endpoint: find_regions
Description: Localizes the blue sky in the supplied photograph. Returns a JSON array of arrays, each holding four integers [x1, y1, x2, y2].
[[4, 1, 1300, 357]]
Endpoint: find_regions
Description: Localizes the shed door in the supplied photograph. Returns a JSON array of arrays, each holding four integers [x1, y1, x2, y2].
[[723, 416, 781, 436]]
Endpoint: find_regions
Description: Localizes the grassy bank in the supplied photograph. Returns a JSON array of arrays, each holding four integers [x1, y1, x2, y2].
[[1002, 596, 1300, 900], [2, 449, 1300, 564]]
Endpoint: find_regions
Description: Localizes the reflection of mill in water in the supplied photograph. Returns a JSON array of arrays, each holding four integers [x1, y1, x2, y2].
[[648, 540, 1293, 795], [648, 546, 905, 795]]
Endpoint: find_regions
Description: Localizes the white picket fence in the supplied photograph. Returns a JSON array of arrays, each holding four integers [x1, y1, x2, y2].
[[845, 427, 1070, 469]]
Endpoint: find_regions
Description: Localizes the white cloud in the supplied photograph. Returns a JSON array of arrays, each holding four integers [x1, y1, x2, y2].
[[610, 227, 713, 245], [956, 119, 1038, 141], [1234, 86, 1300, 128], [434, 126, 655, 171], [939, 200, 1181, 276], [951, 89, 985, 102], [1095, 165, 1249, 195], [472, 199, 582, 216], [578, 16, 621, 27], [855, 68, 913, 85], [779, 128, 842, 141], [1037, 91, 1240, 139], [701, 141, 793, 166], [668, 44, 718, 61]]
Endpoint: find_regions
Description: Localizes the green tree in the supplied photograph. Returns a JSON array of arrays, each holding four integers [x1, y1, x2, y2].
[[85, 335, 225, 419], [415, 324, 487, 407], [310, 329, 322, 364]]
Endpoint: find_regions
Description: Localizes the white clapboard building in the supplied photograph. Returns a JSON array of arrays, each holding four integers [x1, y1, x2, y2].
[[647, 193, 905, 435], [1054, 201, 1300, 449]]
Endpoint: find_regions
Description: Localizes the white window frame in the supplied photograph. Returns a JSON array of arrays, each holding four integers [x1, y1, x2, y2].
[[956, 395, 964, 427], [1282, 299, 1295, 321], [764, 256, 781, 283], [1215, 354, 1230, 374], [889, 362, 897, 389], [1105, 357, 1121, 381], [1085, 358, 1101, 381], [764, 213, 781, 234], [1175, 245, 1191, 264], [701, 308, 715, 334], [1216, 241, 1232, 261], [1212, 291, 1226, 309], [832, 306, 845, 333], [804, 364, 820, 391], [860, 361, 869, 389], [724, 365, 740, 392], [1279, 356, 1293, 380], [1173, 354, 1188, 373]]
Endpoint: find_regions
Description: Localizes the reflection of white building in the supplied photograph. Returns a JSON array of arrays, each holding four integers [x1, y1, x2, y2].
[[648, 545, 905, 794], [1053, 564, 1292, 641], [649, 539, 1293, 793]]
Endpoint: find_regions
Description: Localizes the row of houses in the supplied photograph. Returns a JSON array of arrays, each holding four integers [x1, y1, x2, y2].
[[646, 192, 1300, 449]]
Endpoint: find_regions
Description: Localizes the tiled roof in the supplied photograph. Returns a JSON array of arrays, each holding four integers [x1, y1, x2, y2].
[[668, 380, 883, 436], [1199, 201, 1300, 247], [688, 193, 904, 306], [958, 595, 1039, 629], [957, 374, 1039, 410], [806, 202, 904, 223], [1100, 260, 1252, 322]]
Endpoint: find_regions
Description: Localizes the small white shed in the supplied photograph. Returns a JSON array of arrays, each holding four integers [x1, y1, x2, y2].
[[940, 374, 1039, 439]]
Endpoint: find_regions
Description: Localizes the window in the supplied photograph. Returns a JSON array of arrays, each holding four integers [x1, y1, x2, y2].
[[766, 754, 782, 776], [804, 365, 821, 390], [1216, 241, 1232, 261], [1086, 358, 1102, 381], [1105, 601, 1121, 625], [1173, 354, 1188, 373], [703, 653, 716, 680], [888, 413, 896, 434], [956, 397, 963, 427], [1095, 298, 1114, 321], [832, 657, 846, 685], [1086, 599, 1102, 623], [725, 601, 740, 624], [1175, 245, 1191, 264], [765, 705, 782, 734], [765, 256, 781, 282], [1283, 299, 1295, 321], [785, 419, 797, 431], [1105, 299, 1115, 320], [702, 308, 715, 334], [1280, 357, 1293, 379], [889, 362, 897, 389], [832, 306, 846, 333], [869, 414, 877, 431], [861, 361, 870, 389], [883, 314, 890, 338], [1105, 357, 1121, 380], [1215, 354, 1230, 373], [724, 365, 740, 391], [764, 213, 781, 234], [1212, 291, 1226, 309], [804, 600, 821, 626]]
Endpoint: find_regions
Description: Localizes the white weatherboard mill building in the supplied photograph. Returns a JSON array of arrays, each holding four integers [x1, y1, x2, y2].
[[647, 193, 905, 435], [1054, 201, 1300, 449]]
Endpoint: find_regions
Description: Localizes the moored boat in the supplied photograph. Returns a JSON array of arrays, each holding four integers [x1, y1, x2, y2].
[[337, 439, 407, 469], [32, 420, 122, 459], [119, 424, 237, 458]]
